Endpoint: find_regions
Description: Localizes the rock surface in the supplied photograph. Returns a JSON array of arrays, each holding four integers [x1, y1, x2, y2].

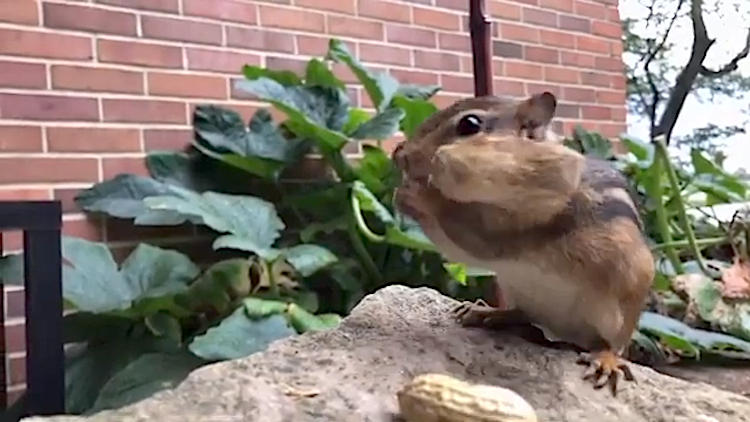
[[24, 285, 750, 422]]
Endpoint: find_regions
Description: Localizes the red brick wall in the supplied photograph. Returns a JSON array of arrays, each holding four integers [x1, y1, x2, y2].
[[0, 0, 625, 402]]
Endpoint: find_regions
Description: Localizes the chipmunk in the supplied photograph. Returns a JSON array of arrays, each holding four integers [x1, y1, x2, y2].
[[391, 92, 655, 396]]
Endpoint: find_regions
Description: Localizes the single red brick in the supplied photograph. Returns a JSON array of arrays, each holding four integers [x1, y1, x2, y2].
[[488, 1, 522, 20], [505, 61, 543, 79], [562, 86, 596, 102], [43, 3, 137, 36], [494, 79, 526, 97], [226, 27, 295, 52], [592, 20, 621, 38], [596, 90, 624, 105], [500, 22, 540, 43], [574, 0, 607, 19], [386, 23, 436, 48], [580, 70, 612, 87], [297, 0, 354, 13], [438, 33, 471, 52], [0, 188, 51, 201], [559, 14, 590, 32], [148, 72, 228, 100], [576, 35, 610, 54], [440, 75, 474, 93], [582, 105, 612, 120], [0, 126, 43, 152], [556, 103, 581, 118], [359, 0, 410, 23], [522, 7, 558, 26], [595, 56, 623, 72], [183, 0, 257, 24], [0, 0, 39, 25], [51, 65, 144, 94], [527, 82, 561, 97], [0, 28, 92, 60], [543, 65, 579, 83], [540, 0, 574, 12], [359, 43, 411, 66], [143, 128, 192, 151], [0, 157, 98, 184], [0, 61, 46, 89], [98, 39, 182, 69], [561, 50, 595, 68], [525, 46, 560, 64], [141, 16, 222, 46], [414, 50, 461, 72], [102, 99, 187, 124], [258, 5, 325, 32], [7, 323, 25, 354], [297, 35, 332, 56], [328, 15, 384, 40], [0, 93, 99, 122], [9, 355, 25, 385], [95, 0, 179, 13], [185, 47, 261, 73], [266, 56, 307, 74], [47, 127, 142, 153], [6, 289, 26, 319], [540, 29, 575, 48], [413, 6, 460, 31]]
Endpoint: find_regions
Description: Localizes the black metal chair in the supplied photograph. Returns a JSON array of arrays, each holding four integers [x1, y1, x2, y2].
[[0, 201, 64, 420]]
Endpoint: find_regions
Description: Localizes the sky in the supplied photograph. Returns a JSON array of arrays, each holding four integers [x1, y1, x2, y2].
[[618, 0, 750, 172]]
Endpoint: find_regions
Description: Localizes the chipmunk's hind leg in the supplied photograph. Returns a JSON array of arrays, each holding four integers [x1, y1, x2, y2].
[[577, 349, 635, 396], [450, 299, 530, 329]]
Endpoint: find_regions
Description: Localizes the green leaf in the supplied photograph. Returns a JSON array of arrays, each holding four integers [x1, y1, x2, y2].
[[281, 244, 338, 277], [144, 312, 182, 344], [62, 236, 130, 313], [74, 174, 180, 221], [243, 64, 302, 86], [393, 96, 439, 139], [142, 190, 285, 252], [354, 145, 400, 196], [234, 77, 351, 151], [243, 296, 288, 318], [286, 303, 341, 333], [690, 148, 723, 175], [444, 263, 468, 285], [0, 253, 24, 286], [304, 58, 345, 90], [619, 135, 655, 168], [188, 306, 296, 361], [192, 105, 307, 179], [396, 84, 442, 101], [90, 352, 206, 413], [326, 38, 399, 111], [212, 234, 280, 260], [343, 108, 373, 136], [350, 107, 405, 141], [121, 243, 200, 300]]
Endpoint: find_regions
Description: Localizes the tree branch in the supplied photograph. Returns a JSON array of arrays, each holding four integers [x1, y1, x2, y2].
[[644, 0, 685, 135], [700, 29, 750, 77], [653, 0, 716, 143]]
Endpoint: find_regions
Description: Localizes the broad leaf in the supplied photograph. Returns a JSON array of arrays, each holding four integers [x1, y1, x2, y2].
[[326, 39, 399, 111], [120, 243, 200, 300], [142, 190, 285, 254], [393, 96, 438, 139], [282, 244, 338, 277], [305, 58, 345, 90], [0, 253, 24, 286], [188, 305, 296, 361], [145, 151, 217, 192], [343, 108, 373, 135], [350, 107, 405, 141], [354, 145, 400, 196], [90, 351, 206, 413], [396, 84, 441, 101], [242, 64, 302, 86], [74, 174, 179, 221]]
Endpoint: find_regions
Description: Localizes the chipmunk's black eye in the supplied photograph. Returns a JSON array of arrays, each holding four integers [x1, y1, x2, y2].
[[455, 114, 483, 137]]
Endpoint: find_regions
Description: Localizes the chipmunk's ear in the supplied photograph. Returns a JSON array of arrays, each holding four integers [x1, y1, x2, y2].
[[515, 91, 557, 140]]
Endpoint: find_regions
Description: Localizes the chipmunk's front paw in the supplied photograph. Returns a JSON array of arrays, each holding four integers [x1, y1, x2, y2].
[[577, 350, 636, 396], [450, 300, 527, 329]]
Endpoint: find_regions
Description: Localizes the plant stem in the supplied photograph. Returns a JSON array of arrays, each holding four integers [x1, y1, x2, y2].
[[324, 149, 356, 183], [651, 236, 727, 251], [350, 190, 386, 243], [347, 211, 382, 283], [650, 136, 684, 274], [655, 135, 709, 275]]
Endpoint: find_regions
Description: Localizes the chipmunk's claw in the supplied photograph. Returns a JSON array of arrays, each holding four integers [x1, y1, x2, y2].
[[450, 300, 527, 329], [577, 350, 636, 396]]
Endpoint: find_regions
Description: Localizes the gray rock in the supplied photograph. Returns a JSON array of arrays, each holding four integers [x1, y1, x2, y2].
[[23, 285, 750, 422]]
